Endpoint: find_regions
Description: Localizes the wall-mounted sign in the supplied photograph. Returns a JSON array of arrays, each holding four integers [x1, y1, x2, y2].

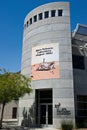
[[55, 103, 71, 115], [31, 43, 59, 80]]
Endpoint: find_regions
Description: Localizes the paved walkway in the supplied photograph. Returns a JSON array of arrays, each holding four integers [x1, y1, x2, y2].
[[32, 128, 58, 130], [2, 127, 87, 130], [1, 126, 59, 130]]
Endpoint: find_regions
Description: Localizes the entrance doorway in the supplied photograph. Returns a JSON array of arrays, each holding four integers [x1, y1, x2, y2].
[[40, 104, 52, 124], [36, 89, 53, 126]]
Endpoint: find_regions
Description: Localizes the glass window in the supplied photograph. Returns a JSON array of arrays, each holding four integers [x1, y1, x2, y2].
[[44, 11, 49, 18], [24, 24, 26, 29], [12, 107, 17, 119], [77, 95, 87, 117], [34, 15, 37, 22], [72, 55, 85, 69], [58, 9, 63, 16], [51, 10, 56, 17], [26, 21, 29, 27], [78, 25, 87, 35], [30, 18, 32, 25], [38, 13, 43, 20]]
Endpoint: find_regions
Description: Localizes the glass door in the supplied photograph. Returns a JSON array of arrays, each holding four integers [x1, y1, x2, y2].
[[40, 105, 46, 124], [48, 105, 52, 124], [40, 104, 52, 125], [35, 89, 53, 126]]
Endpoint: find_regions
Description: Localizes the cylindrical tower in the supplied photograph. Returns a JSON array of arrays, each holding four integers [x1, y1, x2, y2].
[[19, 2, 75, 128]]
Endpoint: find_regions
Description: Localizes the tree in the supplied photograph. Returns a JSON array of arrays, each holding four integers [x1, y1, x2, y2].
[[0, 68, 32, 128]]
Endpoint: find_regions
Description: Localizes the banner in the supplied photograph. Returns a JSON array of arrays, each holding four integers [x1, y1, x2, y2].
[[31, 43, 59, 80]]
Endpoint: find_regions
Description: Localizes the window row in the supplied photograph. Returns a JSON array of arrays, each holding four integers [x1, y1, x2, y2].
[[72, 55, 85, 70], [24, 9, 63, 29], [77, 95, 87, 117], [77, 110, 87, 117]]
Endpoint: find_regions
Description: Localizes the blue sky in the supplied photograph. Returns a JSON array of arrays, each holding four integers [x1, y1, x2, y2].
[[0, 0, 87, 72]]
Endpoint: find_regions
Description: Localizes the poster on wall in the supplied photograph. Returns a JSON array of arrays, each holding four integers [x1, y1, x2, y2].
[[31, 43, 59, 80]]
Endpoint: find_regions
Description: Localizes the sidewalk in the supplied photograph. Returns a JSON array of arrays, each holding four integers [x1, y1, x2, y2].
[[1, 126, 59, 130]]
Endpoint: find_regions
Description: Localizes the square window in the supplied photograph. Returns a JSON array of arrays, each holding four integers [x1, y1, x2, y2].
[[51, 10, 56, 17], [30, 18, 32, 25], [24, 24, 26, 29], [72, 55, 85, 69], [38, 13, 43, 20], [44, 11, 49, 18], [58, 9, 63, 16], [26, 21, 29, 27], [34, 15, 37, 22]]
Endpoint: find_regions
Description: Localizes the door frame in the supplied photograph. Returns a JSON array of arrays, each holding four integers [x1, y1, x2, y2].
[[40, 103, 52, 126]]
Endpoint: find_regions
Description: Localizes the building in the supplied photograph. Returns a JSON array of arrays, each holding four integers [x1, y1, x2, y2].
[[72, 24, 87, 127], [0, 2, 87, 129], [19, 2, 75, 128], [0, 101, 18, 126]]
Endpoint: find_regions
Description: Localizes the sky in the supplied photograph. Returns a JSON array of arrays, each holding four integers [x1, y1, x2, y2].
[[0, 0, 87, 72]]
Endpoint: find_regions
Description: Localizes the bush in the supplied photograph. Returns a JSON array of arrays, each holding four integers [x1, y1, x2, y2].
[[61, 120, 73, 130]]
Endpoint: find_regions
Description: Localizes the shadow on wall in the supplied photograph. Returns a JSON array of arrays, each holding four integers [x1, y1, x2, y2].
[[21, 103, 35, 128]]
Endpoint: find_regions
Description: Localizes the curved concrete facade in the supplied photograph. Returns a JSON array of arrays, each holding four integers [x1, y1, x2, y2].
[[19, 2, 75, 128]]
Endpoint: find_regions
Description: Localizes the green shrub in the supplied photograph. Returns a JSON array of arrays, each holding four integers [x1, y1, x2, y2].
[[61, 120, 73, 130]]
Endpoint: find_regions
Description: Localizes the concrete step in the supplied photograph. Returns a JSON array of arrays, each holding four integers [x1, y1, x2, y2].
[[30, 127, 58, 130]]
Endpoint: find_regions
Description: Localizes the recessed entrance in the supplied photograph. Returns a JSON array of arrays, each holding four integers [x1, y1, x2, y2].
[[36, 89, 53, 126]]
